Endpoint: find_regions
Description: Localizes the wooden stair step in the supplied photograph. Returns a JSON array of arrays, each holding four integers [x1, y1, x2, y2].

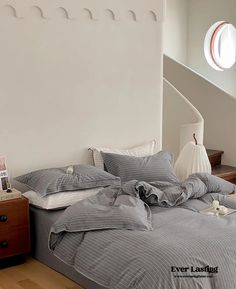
[[207, 149, 224, 168], [212, 165, 236, 184]]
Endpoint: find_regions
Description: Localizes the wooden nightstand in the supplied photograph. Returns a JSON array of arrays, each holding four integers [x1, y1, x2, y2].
[[0, 196, 30, 265]]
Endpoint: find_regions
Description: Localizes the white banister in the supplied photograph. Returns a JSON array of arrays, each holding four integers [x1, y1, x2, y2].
[[163, 78, 204, 160]]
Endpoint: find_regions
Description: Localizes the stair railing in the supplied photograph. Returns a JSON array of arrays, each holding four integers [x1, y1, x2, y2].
[[163, 78, 204, 158]]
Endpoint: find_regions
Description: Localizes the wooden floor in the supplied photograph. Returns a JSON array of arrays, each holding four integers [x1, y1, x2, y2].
[[0, 257, 83, 289]]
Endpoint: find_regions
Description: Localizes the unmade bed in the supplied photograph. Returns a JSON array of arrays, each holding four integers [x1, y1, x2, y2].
[[30, 174, 236, 289]]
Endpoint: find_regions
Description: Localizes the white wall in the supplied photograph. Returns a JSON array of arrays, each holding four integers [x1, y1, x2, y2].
[[187, 0, 236, 97], [163, 0, 188, 64], [0, 0, 165, 178], [164, 0, 236, 96]]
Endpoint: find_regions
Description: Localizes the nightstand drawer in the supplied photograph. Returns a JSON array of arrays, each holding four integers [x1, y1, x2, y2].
[[0, 227, 30, 259], [0, 197, 29, 230]]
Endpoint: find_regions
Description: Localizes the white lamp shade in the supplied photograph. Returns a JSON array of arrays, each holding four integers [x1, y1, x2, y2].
[[174, 141, 212, 182]]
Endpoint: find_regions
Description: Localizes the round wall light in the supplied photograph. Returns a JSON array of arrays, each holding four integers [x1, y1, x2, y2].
[[204, 21, 236, 71]]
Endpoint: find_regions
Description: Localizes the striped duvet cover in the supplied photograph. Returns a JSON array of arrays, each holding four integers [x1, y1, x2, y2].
[[49, 174, 236, 289]]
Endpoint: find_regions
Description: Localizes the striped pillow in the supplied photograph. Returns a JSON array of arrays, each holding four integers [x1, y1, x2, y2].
[[90, 140, 157, 170], [101, 151, 179, 183], [15, 165, 121, 197]]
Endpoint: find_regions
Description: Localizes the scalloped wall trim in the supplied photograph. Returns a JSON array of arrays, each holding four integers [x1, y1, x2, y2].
[[0, 4, 17, 17], [0, 1, 165, 22]]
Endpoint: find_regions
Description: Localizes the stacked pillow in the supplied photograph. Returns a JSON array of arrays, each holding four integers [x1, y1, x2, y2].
[[90, 140, 157, 170], [90, 140, 178, 184], [16, 141, 179, 210], [101, 151, 179, 183], [15, 164, 120, 210]]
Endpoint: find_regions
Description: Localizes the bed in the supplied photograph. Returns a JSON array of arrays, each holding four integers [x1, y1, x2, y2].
[[30, 174, 236, 289]]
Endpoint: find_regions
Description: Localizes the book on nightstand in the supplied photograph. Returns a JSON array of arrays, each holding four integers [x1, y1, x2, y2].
[[0, 188, 22, 201]]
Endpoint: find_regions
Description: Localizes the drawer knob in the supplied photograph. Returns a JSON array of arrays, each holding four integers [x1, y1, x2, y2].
[[0, 240, 8, 248], [0, 215, 7, 222]]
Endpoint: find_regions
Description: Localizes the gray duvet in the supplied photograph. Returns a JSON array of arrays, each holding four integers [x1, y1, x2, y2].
[[49, 174, 236, 289]]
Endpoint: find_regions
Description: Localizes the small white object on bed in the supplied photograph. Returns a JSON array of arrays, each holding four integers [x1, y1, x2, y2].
[[23, 188, 103, 210]]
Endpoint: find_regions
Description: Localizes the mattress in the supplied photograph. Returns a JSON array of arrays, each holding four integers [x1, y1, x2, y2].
[[30, 206, 105, 289]]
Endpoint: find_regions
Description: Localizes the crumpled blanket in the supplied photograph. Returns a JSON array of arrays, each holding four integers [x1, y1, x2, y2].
[[49, 173, 236, 289], [137, 173, 236, 206], [49, 173, 236, 248]]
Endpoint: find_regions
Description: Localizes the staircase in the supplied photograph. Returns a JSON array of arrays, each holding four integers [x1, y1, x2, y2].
[[164, 55, 236, 167], [207, 150, 236, 184]]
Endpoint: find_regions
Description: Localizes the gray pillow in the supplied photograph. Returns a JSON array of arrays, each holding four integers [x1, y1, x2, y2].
[[15, 165, 121, 197], [101, 151, 179, 183], [50, 186, 153, 251]]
